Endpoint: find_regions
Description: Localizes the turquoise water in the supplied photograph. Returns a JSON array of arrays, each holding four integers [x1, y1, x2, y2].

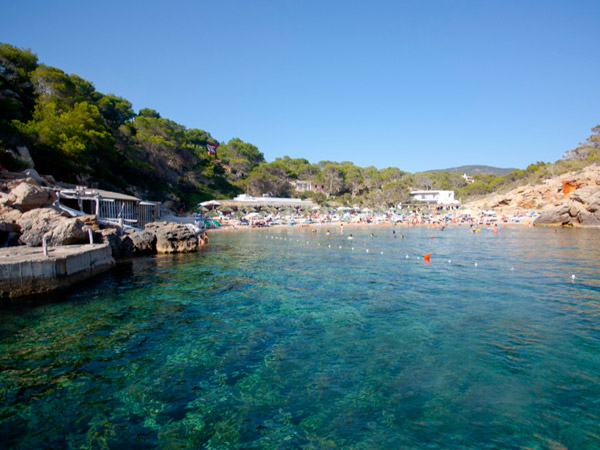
[[1, 226, 600, 449]]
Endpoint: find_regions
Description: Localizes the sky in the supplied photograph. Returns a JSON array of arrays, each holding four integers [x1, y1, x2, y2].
[[3, 0, 599, 172]]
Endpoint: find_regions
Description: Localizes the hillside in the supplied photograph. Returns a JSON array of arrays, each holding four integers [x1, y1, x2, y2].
[[466, 164, 600, 227], [430, 165, 516, 176], [1, 43, 598, 211]]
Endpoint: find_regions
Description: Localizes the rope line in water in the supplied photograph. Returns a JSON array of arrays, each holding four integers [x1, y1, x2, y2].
[[255, 233, 581, 282]]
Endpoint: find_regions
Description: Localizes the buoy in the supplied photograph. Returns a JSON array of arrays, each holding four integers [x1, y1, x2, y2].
[[352, 247, 355, 250], [511, 267, 514, 271], [448, 259, 451, 264], [339, 246, 342, 249], [424, 253, 431, 261], [406, 255, 409, 259], [366, 249, 369, 253], [380, 251, 384, 254], [474, 262, 478, 267], [571, 274, 576, 280], [328, 244, 331, 248]]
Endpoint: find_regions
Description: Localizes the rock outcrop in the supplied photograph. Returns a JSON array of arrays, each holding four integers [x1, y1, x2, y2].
[[99, 229, 133, 259], [468, 165, 600, 227], [0, 181, 56, 212], [16, 208, 90, 247], [129, 230, 157, 255], [145, 222, 198, 254]]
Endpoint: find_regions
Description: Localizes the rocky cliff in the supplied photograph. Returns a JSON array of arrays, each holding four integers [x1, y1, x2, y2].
[[467, 165, 600, 227]]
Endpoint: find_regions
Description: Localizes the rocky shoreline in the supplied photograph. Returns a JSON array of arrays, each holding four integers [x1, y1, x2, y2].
[[468, 165, 600, 227], [0, 170, 207, 299]]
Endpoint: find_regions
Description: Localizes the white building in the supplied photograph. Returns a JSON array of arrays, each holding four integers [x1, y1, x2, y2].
[[462, 173, 474, 184], [219, 194, 315, 208], [409, 190, 460, 205]]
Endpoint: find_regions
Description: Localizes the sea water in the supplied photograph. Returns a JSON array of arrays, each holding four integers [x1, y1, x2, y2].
[[1, 227, 600, 449]]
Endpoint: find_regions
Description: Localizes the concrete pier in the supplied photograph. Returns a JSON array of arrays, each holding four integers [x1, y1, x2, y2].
[[0, 244, 115, 299]]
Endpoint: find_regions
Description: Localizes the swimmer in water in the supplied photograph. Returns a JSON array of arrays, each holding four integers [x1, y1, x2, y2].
[[326, 230, 330, 236], [392, 230, 396, 238], [312, 229, 317, 234], [493, 224, 498, 234], [348, 234, 354, 240]]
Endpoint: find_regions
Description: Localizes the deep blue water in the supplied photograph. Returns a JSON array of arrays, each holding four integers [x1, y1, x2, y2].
[[1, 226, 600, 449]]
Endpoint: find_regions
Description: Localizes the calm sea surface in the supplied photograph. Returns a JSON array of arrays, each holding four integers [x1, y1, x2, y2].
[[1, 226, 600, 449]]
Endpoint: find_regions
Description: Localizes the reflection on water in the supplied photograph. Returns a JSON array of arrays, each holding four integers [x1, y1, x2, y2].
[[1, 226, 600, 448]]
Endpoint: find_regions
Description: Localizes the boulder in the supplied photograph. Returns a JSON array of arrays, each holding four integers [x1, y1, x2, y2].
[[0, 207, 23, 224], [99, 229, 133, 259], [16, 208, 90, 247], [577, 210, 600, 227], [17, 208, 65, 246], [44, 218, 89, 246], [146, 222, 198, 254], [534, 205, 571, 226], [129, 230, 157, 255], [0, 181, 56, 212], [80, 215, 102, 231], [0, 220, 21, 248]]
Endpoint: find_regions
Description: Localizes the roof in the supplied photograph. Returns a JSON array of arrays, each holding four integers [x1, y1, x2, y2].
[[59, 188, 141, 202], [219, 194, 314, 207]]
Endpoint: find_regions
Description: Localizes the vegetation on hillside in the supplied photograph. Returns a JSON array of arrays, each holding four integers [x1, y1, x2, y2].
[[1, 43, 598, 209]]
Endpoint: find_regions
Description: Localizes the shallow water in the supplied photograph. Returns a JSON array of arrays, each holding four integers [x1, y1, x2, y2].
[[1, 226, 600, 449]]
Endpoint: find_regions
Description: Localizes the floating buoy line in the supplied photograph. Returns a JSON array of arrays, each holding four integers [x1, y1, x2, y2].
[[255, 233, 581, 281]]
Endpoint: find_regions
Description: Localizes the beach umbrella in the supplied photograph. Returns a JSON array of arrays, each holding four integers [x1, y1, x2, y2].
[[218, 205, 233, 213], [245, 212, 261, 219], [207, 210, 220, 217], [200, 200, 221, 207], [197, 205, 209, 212], [233, 210, 245, 217]]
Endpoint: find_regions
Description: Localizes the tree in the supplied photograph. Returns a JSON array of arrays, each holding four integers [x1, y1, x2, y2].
[[219, 138, 265, 181], [244, 162, 292, 197], [0, 44, 38, 144], [30, 65, 96, 110], [22, 100, 112, 165], [97, 94, 134, 132], [322, 164, 345, 195], [564, 125, 600, 162]]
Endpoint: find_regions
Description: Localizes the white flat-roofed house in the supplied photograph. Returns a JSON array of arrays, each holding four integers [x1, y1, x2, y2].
[[410, 190, 460, 205]]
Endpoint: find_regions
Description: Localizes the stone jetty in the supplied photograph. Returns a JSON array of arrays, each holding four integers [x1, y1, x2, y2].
[[0, 243, 114, 299]]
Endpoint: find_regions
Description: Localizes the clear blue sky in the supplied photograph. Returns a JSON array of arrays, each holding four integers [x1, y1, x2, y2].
[[3, 0, 599, 172]]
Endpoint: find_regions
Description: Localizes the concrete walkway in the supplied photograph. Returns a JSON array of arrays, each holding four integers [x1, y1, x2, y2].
[[0, 243, 115, 299]]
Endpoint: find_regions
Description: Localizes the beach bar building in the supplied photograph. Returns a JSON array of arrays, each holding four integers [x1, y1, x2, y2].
[[56, 187, 161, 229], [409, 190, 460, 205], [218, 194, 315, 209]]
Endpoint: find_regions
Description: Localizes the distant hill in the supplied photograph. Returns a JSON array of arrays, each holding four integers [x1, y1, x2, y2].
[[428, 165, 517, 176]]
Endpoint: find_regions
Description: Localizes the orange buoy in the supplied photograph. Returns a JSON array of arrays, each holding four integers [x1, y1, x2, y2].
[[424, 253, 431, 261]]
